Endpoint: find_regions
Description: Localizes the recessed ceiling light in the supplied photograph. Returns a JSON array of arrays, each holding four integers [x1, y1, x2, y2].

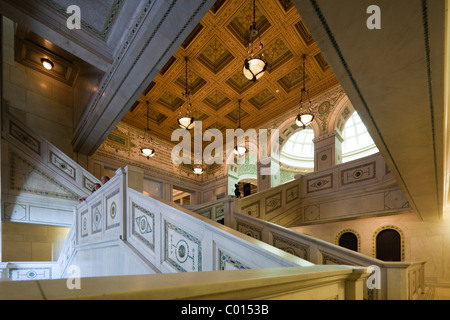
[[40, 58, 54, 70]]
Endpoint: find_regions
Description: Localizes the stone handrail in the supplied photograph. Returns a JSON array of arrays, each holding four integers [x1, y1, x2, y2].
[[66, 166, 313, 277], [1, 166, 373, 300], [2, 112, 101, 226], [237, 152, 410, 226], [3, 112, 100, 197], [228, 210, 425, 300], [182, 197, 234, 224], [0, 265, 370, 300]]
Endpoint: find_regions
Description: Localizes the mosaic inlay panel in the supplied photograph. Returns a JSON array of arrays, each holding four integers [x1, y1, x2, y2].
[[236, 220, 262, 240], [306, 173, 333, 193], [50, 151, 76, 180], [9, 151, 80, 200], [219, 250, 250, 270], [91, 201, 102, 235], [341, 162, 376, 185], [304, 205, 320, 221], [106, 189, 120, 230], [9, 121, 40, 155], [265, 192, 281, 214], [80, 210, 89, 238], [286, 185, 299, 203], [272, 234, 308, 260], [9, 267, 52, 281], [242, 202, 260, 218], [165, 221, 202, 272], [132, 202, 155, 250]]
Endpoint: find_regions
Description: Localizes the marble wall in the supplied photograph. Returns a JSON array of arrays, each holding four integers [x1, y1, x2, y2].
[[2, 221, 69, 261], [2, 18, 74, 157], [291, 212, 450, 286]]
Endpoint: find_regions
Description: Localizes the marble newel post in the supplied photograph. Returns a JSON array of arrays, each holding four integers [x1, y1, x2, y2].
[[313, 131, 343, 171], [126, 166, 144, 192]]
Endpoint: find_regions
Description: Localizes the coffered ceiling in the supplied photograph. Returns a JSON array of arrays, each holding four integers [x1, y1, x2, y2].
[[120, 0, 339, 144]]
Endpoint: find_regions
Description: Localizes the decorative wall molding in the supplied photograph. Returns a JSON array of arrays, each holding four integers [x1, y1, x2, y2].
[[218, 250, 250, 270], [272, 233, 308, 260], [164, 220, 202, 272], [265, 192, 282, 214], [8, 150, 80, 201], [9, 120, 40, 155], [372, 225, 405, 261], [307, 173, 333, 193], [341, 161, 376, 185], [131, 201, 155, 250], [236, 220, 262, 240]]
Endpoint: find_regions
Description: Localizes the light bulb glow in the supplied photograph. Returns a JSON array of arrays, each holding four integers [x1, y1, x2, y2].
[[234, 145, 247, 156], [193, 167, 204, 174], [178, 116, 195, 130], [295, 113, 314, 128], [140, 147, 155, 158], [243, 57, 267, 81], [41, 58, 54, 70]]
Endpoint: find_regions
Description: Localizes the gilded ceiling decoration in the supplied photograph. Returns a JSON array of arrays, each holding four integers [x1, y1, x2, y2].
[[120, 0, 339, 145]]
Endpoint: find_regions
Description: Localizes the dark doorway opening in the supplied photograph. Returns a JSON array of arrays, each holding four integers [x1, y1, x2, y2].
[[338, 232, 358, 252], [376, 229, 401, 261]]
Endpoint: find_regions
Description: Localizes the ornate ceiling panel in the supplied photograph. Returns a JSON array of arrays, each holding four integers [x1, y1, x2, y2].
[[120, 0, 339, 145]]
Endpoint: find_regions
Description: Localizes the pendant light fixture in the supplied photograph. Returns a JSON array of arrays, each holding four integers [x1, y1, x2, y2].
[[140, 101, 156, 159], [295, 54, 315, 129], [178, 57, 195, 130], [234, 99, 247, 156], [242, 0, 267, 82], [193, 165, 204, 174], [40, 58, 54, 70]]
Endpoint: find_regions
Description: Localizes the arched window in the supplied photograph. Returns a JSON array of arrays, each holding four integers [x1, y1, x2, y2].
[[376, 229, 402, 261], [338, 232, 358, 252], [342, 112, 378, 162], [280, 128, 314, 169]]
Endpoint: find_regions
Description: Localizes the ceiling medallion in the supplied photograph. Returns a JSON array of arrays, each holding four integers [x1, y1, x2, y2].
[[177, 57, 195, 130], [295, 54, 315, 129], [242, 0, 267, 82]]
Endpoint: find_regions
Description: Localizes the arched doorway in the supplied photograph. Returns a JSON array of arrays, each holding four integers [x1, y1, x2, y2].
[[338, 232, 358, 252], [375, 228, 402, 261], [227, 153, 258, 197]]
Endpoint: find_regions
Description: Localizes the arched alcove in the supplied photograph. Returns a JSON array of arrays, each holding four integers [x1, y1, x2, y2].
[[227, 153, 258, 196], [335, 229, 360, 252], [373, 226, 404, 261]]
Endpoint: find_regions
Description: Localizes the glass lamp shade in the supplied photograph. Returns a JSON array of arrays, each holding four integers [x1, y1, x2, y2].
[[234, 145, 247, 156], [193, 167, 204, 174], [177, 116, 195, 130], [140, 147, 155, 159], [243, 57, 267, 81], [41, 58, 54, 70], [295, 113, 314, 129]]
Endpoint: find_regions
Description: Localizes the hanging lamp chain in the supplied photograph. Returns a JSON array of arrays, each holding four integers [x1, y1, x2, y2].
[[238, 99, 242, 129], [299, 54, 311, 111]]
